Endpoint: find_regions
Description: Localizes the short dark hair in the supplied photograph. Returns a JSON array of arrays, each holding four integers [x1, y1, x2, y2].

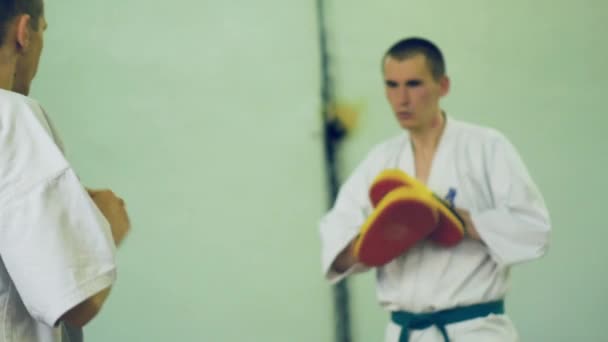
[[383, 37, 446, 80], [0, 0, 44, 46]]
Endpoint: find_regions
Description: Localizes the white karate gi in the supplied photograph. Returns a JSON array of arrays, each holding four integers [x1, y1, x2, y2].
[[0, 89, 116, 342], [319, 116, 551, 342]]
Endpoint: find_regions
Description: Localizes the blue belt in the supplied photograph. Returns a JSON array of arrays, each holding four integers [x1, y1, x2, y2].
[[391, 300, 504, 342]]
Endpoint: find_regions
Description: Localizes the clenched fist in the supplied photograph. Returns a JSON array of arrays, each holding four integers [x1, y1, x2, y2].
[[87, 188, 131, 246]]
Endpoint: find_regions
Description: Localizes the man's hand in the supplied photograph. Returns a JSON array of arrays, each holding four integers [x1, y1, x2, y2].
[[454, 208, 481, 241], [87, 188, 131, 246]]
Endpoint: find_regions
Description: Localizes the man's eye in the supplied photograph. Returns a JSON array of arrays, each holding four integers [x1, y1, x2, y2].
[[385, 81, 398, 88]]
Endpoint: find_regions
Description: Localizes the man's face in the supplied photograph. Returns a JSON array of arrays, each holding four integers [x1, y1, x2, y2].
[[13, 15, 46, 95], [383, 54, 449, 131]]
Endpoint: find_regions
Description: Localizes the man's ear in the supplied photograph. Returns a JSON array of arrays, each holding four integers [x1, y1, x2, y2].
[[15, 14, 32, 51], [439, 75, 450, 97]]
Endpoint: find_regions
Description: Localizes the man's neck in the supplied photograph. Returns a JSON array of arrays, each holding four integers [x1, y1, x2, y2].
[[0, 64, 15, 90], [0, 52, 16, 91], [410, 111, 446, 155]]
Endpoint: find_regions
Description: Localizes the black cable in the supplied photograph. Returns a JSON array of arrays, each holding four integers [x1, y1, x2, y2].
[[315, 0, 352, 342]]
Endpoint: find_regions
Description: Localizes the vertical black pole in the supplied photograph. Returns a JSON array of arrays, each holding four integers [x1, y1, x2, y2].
[[315, 1, 352, 342]]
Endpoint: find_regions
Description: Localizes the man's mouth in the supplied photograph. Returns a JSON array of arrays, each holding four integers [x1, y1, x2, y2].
[[397, 111, 413, 119]]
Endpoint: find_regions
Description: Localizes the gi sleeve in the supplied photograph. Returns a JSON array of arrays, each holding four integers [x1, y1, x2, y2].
[[319, 152, 376, 284], [471, 134, 551, 267], [0, 98, 116, 327]]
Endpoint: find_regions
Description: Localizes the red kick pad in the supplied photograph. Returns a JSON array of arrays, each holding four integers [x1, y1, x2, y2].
[[354, 187, 438, 266], [368, 169, 465, 248]]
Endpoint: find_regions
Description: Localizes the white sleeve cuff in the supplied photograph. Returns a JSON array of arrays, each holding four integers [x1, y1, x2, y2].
[[45, 267, 116, 327]]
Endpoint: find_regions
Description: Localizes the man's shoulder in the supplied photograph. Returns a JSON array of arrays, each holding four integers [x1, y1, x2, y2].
[[451, 117, 509, 145], [0, 88, 25, 101], [0, 90, 57, 139], [0, 88, 41, 108], [0, 89, 44, 122]]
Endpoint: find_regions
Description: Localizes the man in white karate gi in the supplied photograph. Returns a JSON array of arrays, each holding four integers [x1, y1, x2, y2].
[[0, 0, 130, 341], [319, 37, 551, 342]]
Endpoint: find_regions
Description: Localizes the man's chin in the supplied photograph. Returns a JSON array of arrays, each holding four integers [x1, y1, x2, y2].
[[397, 119, 417, 130]]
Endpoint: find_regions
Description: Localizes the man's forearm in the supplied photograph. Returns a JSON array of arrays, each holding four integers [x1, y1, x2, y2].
[[331, 237, 359, 273], [60, 286, 112, 327]]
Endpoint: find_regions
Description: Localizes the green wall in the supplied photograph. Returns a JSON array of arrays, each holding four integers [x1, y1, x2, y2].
[[31, 0, 605, 341], [35, 1, 331, 341]]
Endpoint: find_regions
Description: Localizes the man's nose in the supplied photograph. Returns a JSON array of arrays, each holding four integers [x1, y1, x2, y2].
[[398, 88, 410, 106]]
